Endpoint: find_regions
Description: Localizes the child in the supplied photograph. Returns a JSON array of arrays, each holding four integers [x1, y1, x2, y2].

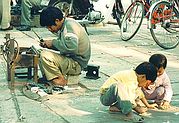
[[142, 54, 173, 109], [100, 62, 158, 122]]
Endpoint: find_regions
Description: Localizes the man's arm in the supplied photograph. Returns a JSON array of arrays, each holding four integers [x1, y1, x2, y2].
[[52, 33, 78, 54]]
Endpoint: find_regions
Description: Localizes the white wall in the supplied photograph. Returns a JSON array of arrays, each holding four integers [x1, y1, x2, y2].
[[92, 0, 132, 23]]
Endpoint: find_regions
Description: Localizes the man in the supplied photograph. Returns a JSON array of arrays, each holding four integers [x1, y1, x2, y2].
[[39, 7, 91, 88], [100, 62, 158, 122], [0, 0, 13, 30]]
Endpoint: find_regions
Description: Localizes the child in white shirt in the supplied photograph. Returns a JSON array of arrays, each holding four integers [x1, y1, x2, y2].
[[142, 54, 173, 109]]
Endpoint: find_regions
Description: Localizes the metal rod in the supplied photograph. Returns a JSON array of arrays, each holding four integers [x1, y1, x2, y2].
[[32, 29, 44, 42]]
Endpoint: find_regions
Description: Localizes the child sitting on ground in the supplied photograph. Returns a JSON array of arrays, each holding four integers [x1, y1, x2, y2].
[[100, 62, 158, 122], [142, 54, 173, 109]]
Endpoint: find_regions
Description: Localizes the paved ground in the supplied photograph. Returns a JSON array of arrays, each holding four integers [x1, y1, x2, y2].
[[0, 21, 179, 123]]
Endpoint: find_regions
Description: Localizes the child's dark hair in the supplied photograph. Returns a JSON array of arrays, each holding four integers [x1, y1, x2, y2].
[[149, 54, 167, 69], [135, 62, 157, 82], [40, 7, 64, 27]]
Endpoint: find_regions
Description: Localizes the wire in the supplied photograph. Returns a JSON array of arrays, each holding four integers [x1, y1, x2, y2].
[[2, 39, 20, 66]]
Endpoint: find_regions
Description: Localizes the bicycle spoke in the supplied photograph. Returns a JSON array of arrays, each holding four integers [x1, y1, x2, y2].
[[121, 1, 144, 41]]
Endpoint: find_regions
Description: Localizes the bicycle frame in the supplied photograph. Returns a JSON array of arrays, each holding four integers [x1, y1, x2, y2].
[[127, 0, 178, 28], [126, 0, 150, 21], [148, 0, 179, 28], [142, 0, 150, 16]]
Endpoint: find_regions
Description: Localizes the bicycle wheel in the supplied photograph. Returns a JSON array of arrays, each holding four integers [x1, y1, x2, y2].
[[174, 0, 179, 10], [120, 1, 144, 41], [52, 0, 71, 16], [150, 1, 179, 49]]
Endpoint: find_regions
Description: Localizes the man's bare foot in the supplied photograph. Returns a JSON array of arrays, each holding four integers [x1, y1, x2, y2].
[[109, 106, 121, 112], [52, 75, 67, 86]]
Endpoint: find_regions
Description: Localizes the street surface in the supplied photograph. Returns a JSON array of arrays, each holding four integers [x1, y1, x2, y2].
[[0, 22, 179, 123]]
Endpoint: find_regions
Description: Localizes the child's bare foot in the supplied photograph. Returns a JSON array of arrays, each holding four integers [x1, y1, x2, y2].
[[125, 112, 144, 123], [158, 101, 171, 110], [109, 106, 121, 112]]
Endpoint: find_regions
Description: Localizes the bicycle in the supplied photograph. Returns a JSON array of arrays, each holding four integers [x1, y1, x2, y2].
[[149, 0, 179, 49], [120, 0, 179, 49]]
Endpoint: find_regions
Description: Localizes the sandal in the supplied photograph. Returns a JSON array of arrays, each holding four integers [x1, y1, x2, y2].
[[52, 86, 65, 94], [25, 82, 53, 94], [43, 82, 53, 94]]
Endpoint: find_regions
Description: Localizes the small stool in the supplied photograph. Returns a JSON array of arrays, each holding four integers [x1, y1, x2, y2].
[[84, 64, 100, 79]]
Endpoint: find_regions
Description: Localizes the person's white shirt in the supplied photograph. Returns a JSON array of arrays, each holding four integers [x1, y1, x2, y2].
[[147, 71, 173, 102]]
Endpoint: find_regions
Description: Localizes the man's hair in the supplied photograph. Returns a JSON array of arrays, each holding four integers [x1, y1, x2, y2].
[[149, 54, 167, 69], [40, 7, 64, 27], [135, 62, 157, 82]]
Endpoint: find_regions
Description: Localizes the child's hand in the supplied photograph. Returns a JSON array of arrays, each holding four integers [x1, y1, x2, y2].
[[147, 103, 158, 109], [159, 101, 171, 110]]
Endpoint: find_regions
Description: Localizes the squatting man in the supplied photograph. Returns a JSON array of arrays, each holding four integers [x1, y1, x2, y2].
[[38, 7, 91, 90]]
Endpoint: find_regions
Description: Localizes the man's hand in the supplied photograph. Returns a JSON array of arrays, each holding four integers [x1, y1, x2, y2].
[[40, 40, 53, 48], [40, 41, 47, 48]]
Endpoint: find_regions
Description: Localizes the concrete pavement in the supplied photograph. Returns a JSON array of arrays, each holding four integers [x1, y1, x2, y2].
[[0, 23, 179, 123]]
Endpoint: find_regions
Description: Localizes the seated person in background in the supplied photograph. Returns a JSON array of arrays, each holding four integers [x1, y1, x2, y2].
[[142, 54, 173, 109], [38, 7, 91, 91], [0, 0, 13, 31], [100, 62, 158, 122], [17, 0, 50, 31]]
